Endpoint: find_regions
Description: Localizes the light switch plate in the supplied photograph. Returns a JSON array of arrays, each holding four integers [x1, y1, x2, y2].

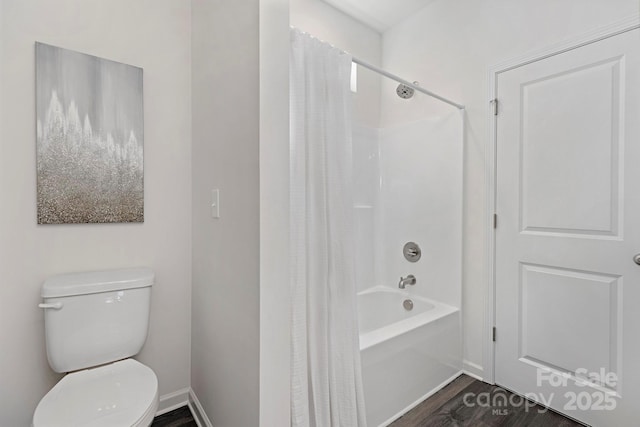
[[211, 189, 220, 219]]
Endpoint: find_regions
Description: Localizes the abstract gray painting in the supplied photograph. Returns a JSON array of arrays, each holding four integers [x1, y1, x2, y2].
[[36, 43, 143, 224]]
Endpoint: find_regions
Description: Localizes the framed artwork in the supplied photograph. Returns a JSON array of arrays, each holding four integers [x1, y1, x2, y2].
[[36, 43, 144, 224]]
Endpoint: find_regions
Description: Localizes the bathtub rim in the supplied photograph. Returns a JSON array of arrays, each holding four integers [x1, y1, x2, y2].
[[358, 286, 459, 351]]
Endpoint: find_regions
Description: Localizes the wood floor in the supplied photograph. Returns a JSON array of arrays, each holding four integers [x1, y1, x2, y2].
[[152, 405, 197, 427], [390, 374, 586, 427]]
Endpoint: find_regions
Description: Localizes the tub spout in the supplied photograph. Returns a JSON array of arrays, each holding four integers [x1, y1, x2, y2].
[[398, 275, 416, 289]]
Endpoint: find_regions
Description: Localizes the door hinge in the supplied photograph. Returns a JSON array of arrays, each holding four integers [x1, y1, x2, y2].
[[492, 326, 497, 342], [493, 214, 498, 229], [491, 99, 498, 116]]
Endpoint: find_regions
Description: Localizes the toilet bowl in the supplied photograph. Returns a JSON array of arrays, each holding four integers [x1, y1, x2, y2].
[[33, 359, 158, 427], [33, 268, 157, 427]]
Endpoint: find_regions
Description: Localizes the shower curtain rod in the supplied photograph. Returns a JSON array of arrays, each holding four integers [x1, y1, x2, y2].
[[352, 57, 465, 110]]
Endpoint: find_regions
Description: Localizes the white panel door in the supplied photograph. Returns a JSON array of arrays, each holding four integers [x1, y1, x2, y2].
[[495, 28, 640, 426]]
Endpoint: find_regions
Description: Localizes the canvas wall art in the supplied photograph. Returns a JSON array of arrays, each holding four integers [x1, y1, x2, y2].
[[36, 43, 144, 224]]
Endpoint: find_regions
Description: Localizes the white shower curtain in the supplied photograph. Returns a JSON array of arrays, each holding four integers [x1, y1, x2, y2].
[[290, 29, 367, 427]]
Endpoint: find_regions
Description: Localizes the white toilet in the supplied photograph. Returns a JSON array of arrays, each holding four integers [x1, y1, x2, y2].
[[33, 268, 159, 427]]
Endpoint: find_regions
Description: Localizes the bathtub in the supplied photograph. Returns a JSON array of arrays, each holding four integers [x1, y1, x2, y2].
[[358, 287, 462, 426]]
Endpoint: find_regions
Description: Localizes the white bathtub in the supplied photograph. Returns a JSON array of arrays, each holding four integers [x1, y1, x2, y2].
[[358, 287, 462, 426]]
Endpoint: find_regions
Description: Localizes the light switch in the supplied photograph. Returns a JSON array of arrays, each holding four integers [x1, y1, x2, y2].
[[211, 189, 220, 219]]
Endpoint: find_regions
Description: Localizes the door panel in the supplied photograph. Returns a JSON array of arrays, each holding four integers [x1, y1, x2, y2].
[[519, 264, 618, 381], [520, 57, 622, 236], [495, 28, 640, 426]]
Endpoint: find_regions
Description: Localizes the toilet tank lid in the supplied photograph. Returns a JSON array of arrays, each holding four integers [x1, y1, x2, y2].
[[41, 267, 154, 298]]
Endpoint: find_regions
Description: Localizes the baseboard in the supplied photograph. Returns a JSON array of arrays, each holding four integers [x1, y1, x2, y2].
[[155, 387, 190, 416], [155, 387, 214, 427], [379, 370, 463, 427], [189, 388, 214, 427], [462, 359, 484, 381]]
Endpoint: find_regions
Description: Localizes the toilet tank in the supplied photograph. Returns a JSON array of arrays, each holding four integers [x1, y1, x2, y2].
[[40, 268, 154, 373]]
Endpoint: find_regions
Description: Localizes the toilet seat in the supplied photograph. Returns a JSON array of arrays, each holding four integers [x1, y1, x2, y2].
[[33, 359, 158, 427]]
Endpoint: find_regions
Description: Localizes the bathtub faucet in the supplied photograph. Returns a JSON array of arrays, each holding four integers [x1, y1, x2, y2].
[[398, 275, 416, 289]]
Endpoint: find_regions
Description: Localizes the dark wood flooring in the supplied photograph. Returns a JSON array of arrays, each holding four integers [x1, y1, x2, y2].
[[390, 374, 586, 427], [152, 405, 197, 427]]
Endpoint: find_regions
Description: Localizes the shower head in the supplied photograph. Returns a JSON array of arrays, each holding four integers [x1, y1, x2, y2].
[[396, 81, 420, 99], [396, 84, 414, 99]]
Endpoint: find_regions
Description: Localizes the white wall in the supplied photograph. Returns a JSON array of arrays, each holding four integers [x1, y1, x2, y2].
[[191, 0, 260, 426], [290, 0, 382, 127], [259, 0, 291, 425], [381, 0, 639, 379], [0, 1, 192, 425]]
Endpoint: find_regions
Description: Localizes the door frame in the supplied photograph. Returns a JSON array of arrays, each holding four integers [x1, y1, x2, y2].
[[484, 13, 640, 385]]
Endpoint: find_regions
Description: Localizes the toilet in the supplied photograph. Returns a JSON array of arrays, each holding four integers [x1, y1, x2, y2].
[[33, 268, 159, 427]]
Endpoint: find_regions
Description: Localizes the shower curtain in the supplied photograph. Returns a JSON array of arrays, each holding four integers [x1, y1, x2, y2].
[[289, 29, 367, 427]]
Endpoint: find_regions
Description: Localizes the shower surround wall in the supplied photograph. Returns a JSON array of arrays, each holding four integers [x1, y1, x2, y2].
[[352, 124, 380, 292], [376, 114, 462, 307], [352, 112, 462, 307]]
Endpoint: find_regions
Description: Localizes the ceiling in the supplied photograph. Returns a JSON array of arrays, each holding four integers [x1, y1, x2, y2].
[[321, 0, 437, 33]]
